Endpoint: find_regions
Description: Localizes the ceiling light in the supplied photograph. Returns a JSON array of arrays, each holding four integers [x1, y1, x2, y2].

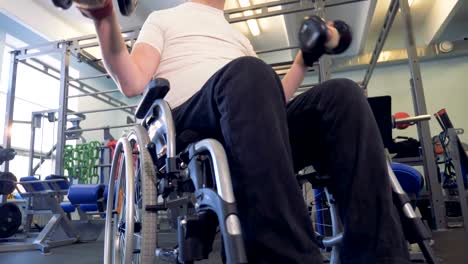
[[408, 0, 414, 6], [247, 19, 261, 36], [237, 0, 261, 36]]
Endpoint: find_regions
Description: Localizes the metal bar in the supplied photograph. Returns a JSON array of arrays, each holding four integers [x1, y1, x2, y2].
[[28, 113, 36, 176], [15, 41, 65, 61], [227, 5, 316, 23], [2, 51, 19, 173], [66, 26, 140, 44], [16, 47, 62, 61], [69, 35, 139, 51], [73, 73, 109, 81], [64, 124, 136, 134], [15, 40, 63, 55], [12, 120, 32, 124], [400, 0, 447, 230], [394, 114, 432, 125], [225, 0, 299, 14], [362, 0, 399, 89], [256, 46, 299, 55], [67, 89, 120, 98], [55, 46, 70, 176], [226, 0, 367, 23], [69, 105, 137, 116], [447, 129, 468, 234], [32, 145, 58, 175], [21, 59, 133, 115]]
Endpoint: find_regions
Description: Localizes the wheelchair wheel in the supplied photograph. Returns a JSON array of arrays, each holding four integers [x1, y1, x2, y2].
[[307, 187, 343, 264], [104, 126, 158, 264], [127, 126, 158, 264]]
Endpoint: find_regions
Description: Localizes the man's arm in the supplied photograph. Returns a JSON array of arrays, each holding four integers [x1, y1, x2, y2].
[[281, 52, 307, 101], [281, 22, 339, 101], [87, 7, 160, 97]]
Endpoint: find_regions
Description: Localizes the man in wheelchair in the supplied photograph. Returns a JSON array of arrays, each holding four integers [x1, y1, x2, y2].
[[78, 0, 411, 263]]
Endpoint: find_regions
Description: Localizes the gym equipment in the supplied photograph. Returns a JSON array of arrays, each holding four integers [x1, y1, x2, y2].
[[0, 203, 22, 239], [64, 141, 102, 184], [0, 172, 17, 195], [104, 78, 247, 264], [52, 0, 138, 16], [0, 146, 21, 239], [299, 16, 352, 66], [0, 175, 107, 253], [392, 112, 432, 130], [0, 146, 16, 165]]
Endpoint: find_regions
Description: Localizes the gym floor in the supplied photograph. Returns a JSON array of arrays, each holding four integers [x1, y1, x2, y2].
[[0, 229, 466, 263], [0, 230, 223, 264]]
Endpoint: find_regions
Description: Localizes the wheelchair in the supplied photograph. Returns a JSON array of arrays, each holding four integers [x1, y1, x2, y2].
[[104, 78, 247, 264], [104, 79, 439, 264]]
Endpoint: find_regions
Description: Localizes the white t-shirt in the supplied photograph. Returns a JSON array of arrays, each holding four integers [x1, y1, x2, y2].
[[135, 2, 257, 107]]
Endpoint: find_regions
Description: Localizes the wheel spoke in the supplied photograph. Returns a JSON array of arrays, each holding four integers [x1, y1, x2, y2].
[[313, 223, 333, 227], [313, 208, 330, 213]]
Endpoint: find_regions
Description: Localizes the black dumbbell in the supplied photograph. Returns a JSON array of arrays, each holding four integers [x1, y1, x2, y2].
[[52, 0, 73, 9], [299, 16, 352, 66], [52, 0, 137, 16], [0, 147, 16, 165]]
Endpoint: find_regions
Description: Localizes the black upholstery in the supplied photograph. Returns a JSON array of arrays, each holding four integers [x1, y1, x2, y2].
[[135, 78, 170, 119]]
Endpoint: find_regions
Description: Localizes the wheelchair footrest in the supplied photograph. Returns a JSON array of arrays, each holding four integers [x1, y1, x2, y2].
[[177, 212, 218, 262]]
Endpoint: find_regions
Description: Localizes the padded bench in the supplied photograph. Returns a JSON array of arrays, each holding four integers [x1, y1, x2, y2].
[[391, 162, 424, 195], [19, 175, 70, 193], [19, 176, 108, 214], [61, 184, 107, 214]]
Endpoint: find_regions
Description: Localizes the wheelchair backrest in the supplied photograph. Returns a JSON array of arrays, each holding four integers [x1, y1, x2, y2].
[[135, 78, 170, 119]]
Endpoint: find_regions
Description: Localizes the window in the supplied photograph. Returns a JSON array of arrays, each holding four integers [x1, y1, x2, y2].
[[0, 34, 80, 177]]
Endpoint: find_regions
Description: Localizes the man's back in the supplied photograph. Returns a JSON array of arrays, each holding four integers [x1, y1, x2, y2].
[[136, 2, 257, 107]]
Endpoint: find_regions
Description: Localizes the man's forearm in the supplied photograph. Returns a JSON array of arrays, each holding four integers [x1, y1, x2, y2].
[[281, 55, 307, 101]]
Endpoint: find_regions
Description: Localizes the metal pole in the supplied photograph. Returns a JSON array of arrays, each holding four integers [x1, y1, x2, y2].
[[400, 0, 447, 230], [55, 45, 70, 176], [2, 51, 19, 173], [225, 0, 367, 23], [394, 114, 432, 125], [362, 0, 399, 89], [69, 105, 137, 116], [256, 46, 299, 55], [73, 73, 109, 81], [28, 113, 37, 176], [66, 89, 121, 98], [447, 129, 468, 234], [64, 124, 137, 134]]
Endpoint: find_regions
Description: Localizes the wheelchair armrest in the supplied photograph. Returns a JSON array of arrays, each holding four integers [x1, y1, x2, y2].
[[135, 78, 170, 119]]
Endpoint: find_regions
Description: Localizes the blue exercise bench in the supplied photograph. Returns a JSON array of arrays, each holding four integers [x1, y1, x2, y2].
[[0, 175, 107, 254]]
